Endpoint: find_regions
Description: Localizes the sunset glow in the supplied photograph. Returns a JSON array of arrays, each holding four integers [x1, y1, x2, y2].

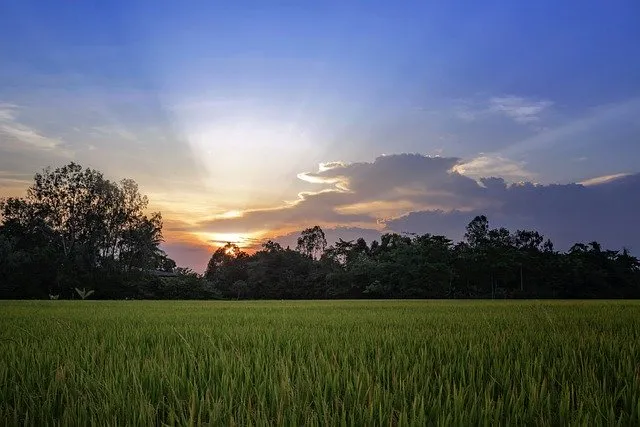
[[193, 232, 265, 250], [1, 2, 639, 272]]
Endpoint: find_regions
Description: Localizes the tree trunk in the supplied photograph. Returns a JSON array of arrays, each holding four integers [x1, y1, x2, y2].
[[491, 274, 495, 299]]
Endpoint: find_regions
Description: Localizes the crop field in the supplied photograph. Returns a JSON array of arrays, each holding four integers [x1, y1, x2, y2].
[[1, 300, 639, 425]]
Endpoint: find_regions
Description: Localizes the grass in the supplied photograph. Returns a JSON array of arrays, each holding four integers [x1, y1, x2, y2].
[[1, 300, 639, 426]]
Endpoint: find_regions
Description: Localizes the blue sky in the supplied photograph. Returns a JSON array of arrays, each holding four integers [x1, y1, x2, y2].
[[1, 1, 639, 270]]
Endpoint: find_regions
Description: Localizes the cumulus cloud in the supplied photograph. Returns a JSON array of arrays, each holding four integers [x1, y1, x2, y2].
[[179, 154, 491, 236], [179, 153, 639, 255], [387, 172, 640, 252]]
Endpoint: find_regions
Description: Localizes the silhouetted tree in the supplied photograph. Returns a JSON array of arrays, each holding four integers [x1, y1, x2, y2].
[[0, 162, 175, 298], [3, 166, 639, 300], [296, 226, 327, 259]]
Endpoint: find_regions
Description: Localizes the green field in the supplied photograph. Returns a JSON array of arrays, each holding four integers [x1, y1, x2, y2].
[[1, 300, 639, 425]]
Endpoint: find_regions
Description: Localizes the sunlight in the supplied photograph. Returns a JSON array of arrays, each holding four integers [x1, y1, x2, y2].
[[193, 231, 265, 249], [211, 233, 245, 244], [185, 118, 319, 206], [335, 200, 416, 218], [215, 210, 243, 219]]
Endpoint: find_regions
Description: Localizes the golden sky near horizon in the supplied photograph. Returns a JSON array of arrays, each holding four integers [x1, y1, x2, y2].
[[1, 2, 639, 271]]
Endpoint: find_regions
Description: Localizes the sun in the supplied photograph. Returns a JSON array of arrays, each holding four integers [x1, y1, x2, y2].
[[192, 231, 265, 250], [211, 233, 245, 245]]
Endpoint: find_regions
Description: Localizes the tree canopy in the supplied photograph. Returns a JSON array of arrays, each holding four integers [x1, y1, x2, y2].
[[2, 164, 639, 300], [202, 217, 639, 300], [0, 163, 177, 298]]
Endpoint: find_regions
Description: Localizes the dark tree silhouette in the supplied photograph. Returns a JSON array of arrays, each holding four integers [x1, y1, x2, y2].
[[296, 226, 327, 259], [0, 163, 177, 299], [2, 164, 639, 300]]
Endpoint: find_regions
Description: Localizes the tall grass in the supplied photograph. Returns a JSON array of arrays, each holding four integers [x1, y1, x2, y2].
[[1, 300, 639, 425]]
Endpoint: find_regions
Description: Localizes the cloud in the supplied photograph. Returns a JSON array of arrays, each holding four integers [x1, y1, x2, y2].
[[0, 171, 32, 184], [88, 125, 141, 144], [0, 103, 66, 152], [452, 155, 534, 182], [453, 102, 481, 122], [579, 173, 630, 186], [171, 188, 376, 236], [177, 153, 640, 254], [198, 155, 498, 235], [387, 172, 640, 252], [0, 171, 33, 197], [0, 103, 18, 121], [500, 96, 640, 157], [452, 95, 553, 126], [489, 96, 553, 124]]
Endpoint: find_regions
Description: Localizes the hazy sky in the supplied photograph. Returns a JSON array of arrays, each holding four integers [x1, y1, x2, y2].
[[1, 1, 639, 271]]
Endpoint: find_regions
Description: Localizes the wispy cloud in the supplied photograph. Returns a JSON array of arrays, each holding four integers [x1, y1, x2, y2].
[[501, 96, 640, 157], [489, 96, 553, 124], [453, 102, 481, 122], [0, 171, 33, 197], [0, 103, 65, 151], [453, 95, 553, 126], [0, 123, 62, 150], [452, 155, 534, 182], [579, 173, 630, 186], [0, 103, 18, 121], [88, 125, 141, 144]]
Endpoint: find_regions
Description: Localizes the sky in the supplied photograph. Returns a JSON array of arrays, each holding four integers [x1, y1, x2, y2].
[[1, 0, 639, 272]]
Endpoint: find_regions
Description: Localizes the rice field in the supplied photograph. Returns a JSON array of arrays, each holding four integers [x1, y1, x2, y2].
[[1, 300, 639, 426]]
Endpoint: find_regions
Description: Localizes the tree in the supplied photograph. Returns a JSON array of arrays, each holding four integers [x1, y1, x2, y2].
[[262, 240, 284, 253], [231, 280, 249, 299], [296, 226, 327, 259], [204, 243, 249, 297], [464, 215, 489, 248], [0, 162, 175, 298], [513, 230, 544, 251], [204, 243, 247, 279]]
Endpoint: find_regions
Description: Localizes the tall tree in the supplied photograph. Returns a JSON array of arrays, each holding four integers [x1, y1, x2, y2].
[[0, 162, 173, 298], [296, 226, 327, 259], [464, 215, 489, 248]]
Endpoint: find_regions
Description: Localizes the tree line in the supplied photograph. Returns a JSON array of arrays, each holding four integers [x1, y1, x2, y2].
[[205, 222, 640, 299], [1, 163, 639, 299]]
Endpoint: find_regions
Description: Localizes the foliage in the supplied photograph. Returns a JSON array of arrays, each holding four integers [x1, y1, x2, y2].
[[74, 288, 95, 300], [203, 218, 640, 300], [1, 300, 639, 425], [2, 163, 639, 300], [0, 163, 176, 299], [296, 225, 327, 259]]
